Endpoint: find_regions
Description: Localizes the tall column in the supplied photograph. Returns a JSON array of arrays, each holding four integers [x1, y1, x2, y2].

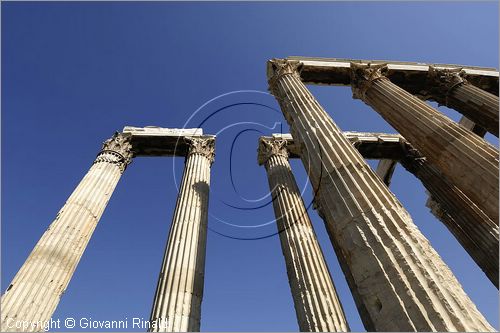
[[350, 63, 499, 225], [149, 137, 214, 332], [258, 137, 349, 332], [399, 144, 499, 288], [268, 59, 493, 331], [1, 132, 133, 332], [427, 66, 499, 137]]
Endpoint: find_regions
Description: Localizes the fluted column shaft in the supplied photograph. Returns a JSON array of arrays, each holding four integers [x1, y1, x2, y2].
[[427, 67, 499, 137], [350, 63, 499, 225], [258, 138, 349, 332], [149, 137, 214, 332], [268, 59, 493, 331], [399, 148, 499, 288], [1, 132, 133, 332]]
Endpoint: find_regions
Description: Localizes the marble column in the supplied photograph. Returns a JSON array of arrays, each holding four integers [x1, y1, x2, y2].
[[258, 137, 349, 332], [350, 63, 499, 226], [1, 132, 133, 332], [268, 59, 493, 331], [399, 144, 499, 288], [149, 137, 214, 332], [427, 66, 499, 137]]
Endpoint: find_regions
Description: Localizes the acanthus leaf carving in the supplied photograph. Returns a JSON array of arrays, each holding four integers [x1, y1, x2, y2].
[[427, 66, 466, 105], [95, 132, 133, 172], [350, 62, 389, 100], [186, 137, 215, 164], [268, 59, 303, 97], [258, 137, 289, 165]]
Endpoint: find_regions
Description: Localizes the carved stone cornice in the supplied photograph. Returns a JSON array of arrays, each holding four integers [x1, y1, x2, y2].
[[350, 63, 389, 100], [94, 132, 133, 172], [268, 59, 303, 97], [427, 66, 466, 103], [257, 137, 289, 165], [186, 137, 215, 164]]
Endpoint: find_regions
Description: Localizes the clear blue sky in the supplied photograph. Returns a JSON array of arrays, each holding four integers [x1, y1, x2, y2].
[[2, 2, 498, 331]]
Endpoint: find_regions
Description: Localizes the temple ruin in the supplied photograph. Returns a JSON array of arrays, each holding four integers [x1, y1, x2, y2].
[[1, 57, 498, 332]]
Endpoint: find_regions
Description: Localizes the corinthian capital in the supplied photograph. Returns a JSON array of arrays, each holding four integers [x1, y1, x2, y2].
[[427, 66, 466, 99], [268, 59, 303, 96], [350, 63, 389, 100], [257, 137, 289, 165], [95, 132, 133, 171], [186, 137, 215, 164]]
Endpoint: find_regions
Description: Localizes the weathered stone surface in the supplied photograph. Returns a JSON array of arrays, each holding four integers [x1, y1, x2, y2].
[[267, 59, 494, 331], [149, 137, 215, 332], [271, 129, 499, 288], [426, 66, 499, 137], [429, 197, 498, 286], [258, 137, 349, 332], [1, 132, 133, 332], [419, 116, 499, 287], [350, 62, 499, 227], [399, 144, 499, 288]]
